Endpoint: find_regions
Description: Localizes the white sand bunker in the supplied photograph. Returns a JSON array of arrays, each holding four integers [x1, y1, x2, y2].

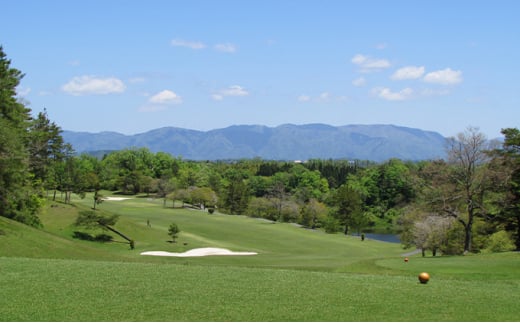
[[103, 197, 132, 201], [141, 247, 258, 257]]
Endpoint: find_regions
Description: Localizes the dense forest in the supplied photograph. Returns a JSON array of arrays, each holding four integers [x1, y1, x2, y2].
[[1, 46, 519, 255]]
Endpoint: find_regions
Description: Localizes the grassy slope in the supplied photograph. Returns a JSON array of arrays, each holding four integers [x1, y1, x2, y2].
[[1, 194, 519, 321]]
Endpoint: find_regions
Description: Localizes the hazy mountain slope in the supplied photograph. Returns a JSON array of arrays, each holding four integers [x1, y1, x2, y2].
[[62, 123, 447, 161]]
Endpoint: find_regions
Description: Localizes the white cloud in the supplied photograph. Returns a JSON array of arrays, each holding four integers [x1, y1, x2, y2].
[[62, 76, 126, 95], [171, 38, 206, 49], [16, 86, 31, 97], [149, 90, 182, 104], [212, 85, 249, 100], [391, 66, 425, 80], [297, 92, 347, 103], [214, 43, 237, 53], [372, 87, 413, 101], [211, 94, 224, 101], [352, 77, 366, 87], [319, 92, 330, 101], [351, 54, 390, 72], [423, 68, 462, 85], [298, 95, 311, 102]]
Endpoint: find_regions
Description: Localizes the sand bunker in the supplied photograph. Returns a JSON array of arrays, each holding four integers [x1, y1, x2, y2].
[[140, 247, 258, 257], [103, 197, 132, 201]]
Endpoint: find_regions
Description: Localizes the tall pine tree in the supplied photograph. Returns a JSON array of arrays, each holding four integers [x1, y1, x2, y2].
[[0, 46, 42, 226]]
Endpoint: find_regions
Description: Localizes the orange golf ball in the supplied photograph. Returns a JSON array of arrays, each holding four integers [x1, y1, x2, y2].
[[418, 272, 430, 284]]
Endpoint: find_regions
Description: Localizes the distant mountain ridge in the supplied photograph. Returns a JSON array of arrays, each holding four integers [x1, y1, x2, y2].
[[62, 123, 448, 161]]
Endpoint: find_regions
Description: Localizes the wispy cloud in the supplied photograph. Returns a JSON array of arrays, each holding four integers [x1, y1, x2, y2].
[[391, 66, 425, 80], [351, 54, 391, 72], [171, 38, 237, 53], [171, 38, 206, 49], [352, 77, 366, 87], [423, 68, 463, 85], [16, 86, 31, 97], [214, 43, 237, 53], [62, 76, 126, 95], [297, 95, 311, 102], [212, 85, 249, 101], [297, 92, 348, 103], [372, 87, 413, 101]]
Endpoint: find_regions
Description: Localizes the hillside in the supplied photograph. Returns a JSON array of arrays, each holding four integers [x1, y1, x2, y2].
[[62, 123, 447, 161]]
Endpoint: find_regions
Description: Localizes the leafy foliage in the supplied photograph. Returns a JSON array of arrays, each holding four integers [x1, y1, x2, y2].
[[168, 223, 180, 242]]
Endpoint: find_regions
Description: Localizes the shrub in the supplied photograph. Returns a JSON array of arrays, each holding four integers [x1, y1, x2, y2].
[[440, 226, 465, 255], [485, 231, 515, 252], [168, 223, 180, 243], [208, 208, 215, 214], [322, 216, 341, 233]]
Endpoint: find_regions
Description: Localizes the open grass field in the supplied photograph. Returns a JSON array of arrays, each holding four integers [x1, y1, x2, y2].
[[1, 193, 519, 321]]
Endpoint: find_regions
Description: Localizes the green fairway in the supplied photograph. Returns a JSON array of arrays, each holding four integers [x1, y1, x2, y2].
[[1, 194, 519, 321]]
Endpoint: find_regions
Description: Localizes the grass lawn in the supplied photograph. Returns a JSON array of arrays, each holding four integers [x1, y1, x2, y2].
[[1, 193, 519, 321]]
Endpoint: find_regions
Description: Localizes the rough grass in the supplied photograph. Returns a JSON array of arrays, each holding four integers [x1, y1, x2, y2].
[[1, 193, 519, 321]]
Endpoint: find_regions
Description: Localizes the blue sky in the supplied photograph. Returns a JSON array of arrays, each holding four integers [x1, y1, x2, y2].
[[2, 0, 519, 138]]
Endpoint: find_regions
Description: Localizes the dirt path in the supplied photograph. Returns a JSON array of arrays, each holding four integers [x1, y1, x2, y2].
[[401, 249, 421, 257]]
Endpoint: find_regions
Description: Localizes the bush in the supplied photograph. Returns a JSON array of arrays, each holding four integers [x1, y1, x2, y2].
[[322, 216, 341, 233], [208, 208, 215, 214], [168, 223, 180, 242], [485, 231, 515, 252], [440, 226, 465, 255]]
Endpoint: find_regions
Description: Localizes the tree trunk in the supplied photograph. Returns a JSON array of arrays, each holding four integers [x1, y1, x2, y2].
[[102, 224, 134, 249], [464, 205, 475, 253], [463, 222, 472, 253], [344, 225, 349, 236]]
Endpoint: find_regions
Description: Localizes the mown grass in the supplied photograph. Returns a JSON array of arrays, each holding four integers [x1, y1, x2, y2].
[[1, 193, 519, 321], [1, 256, 518, 321]]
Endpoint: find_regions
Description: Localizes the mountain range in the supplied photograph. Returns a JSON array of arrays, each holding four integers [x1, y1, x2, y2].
[[62, 124, 448, 162]]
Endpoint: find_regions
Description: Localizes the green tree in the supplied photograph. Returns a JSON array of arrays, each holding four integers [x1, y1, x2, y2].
[[221, 169, 250, 215], [488, 127, 520, 250], [331, 185, 364, 235], [441, 127, 494, 253], [0, 46, 42, 226], [246, 197, 277, 220], [27, 108, 65, 188], [190, 186, 218, 209], [299, 198, 328, 229], [168, 223, 180, 243], [75, 210, 134, 249]]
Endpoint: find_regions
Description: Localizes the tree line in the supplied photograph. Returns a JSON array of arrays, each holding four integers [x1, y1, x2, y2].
[[1, 46, 519, 255]]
